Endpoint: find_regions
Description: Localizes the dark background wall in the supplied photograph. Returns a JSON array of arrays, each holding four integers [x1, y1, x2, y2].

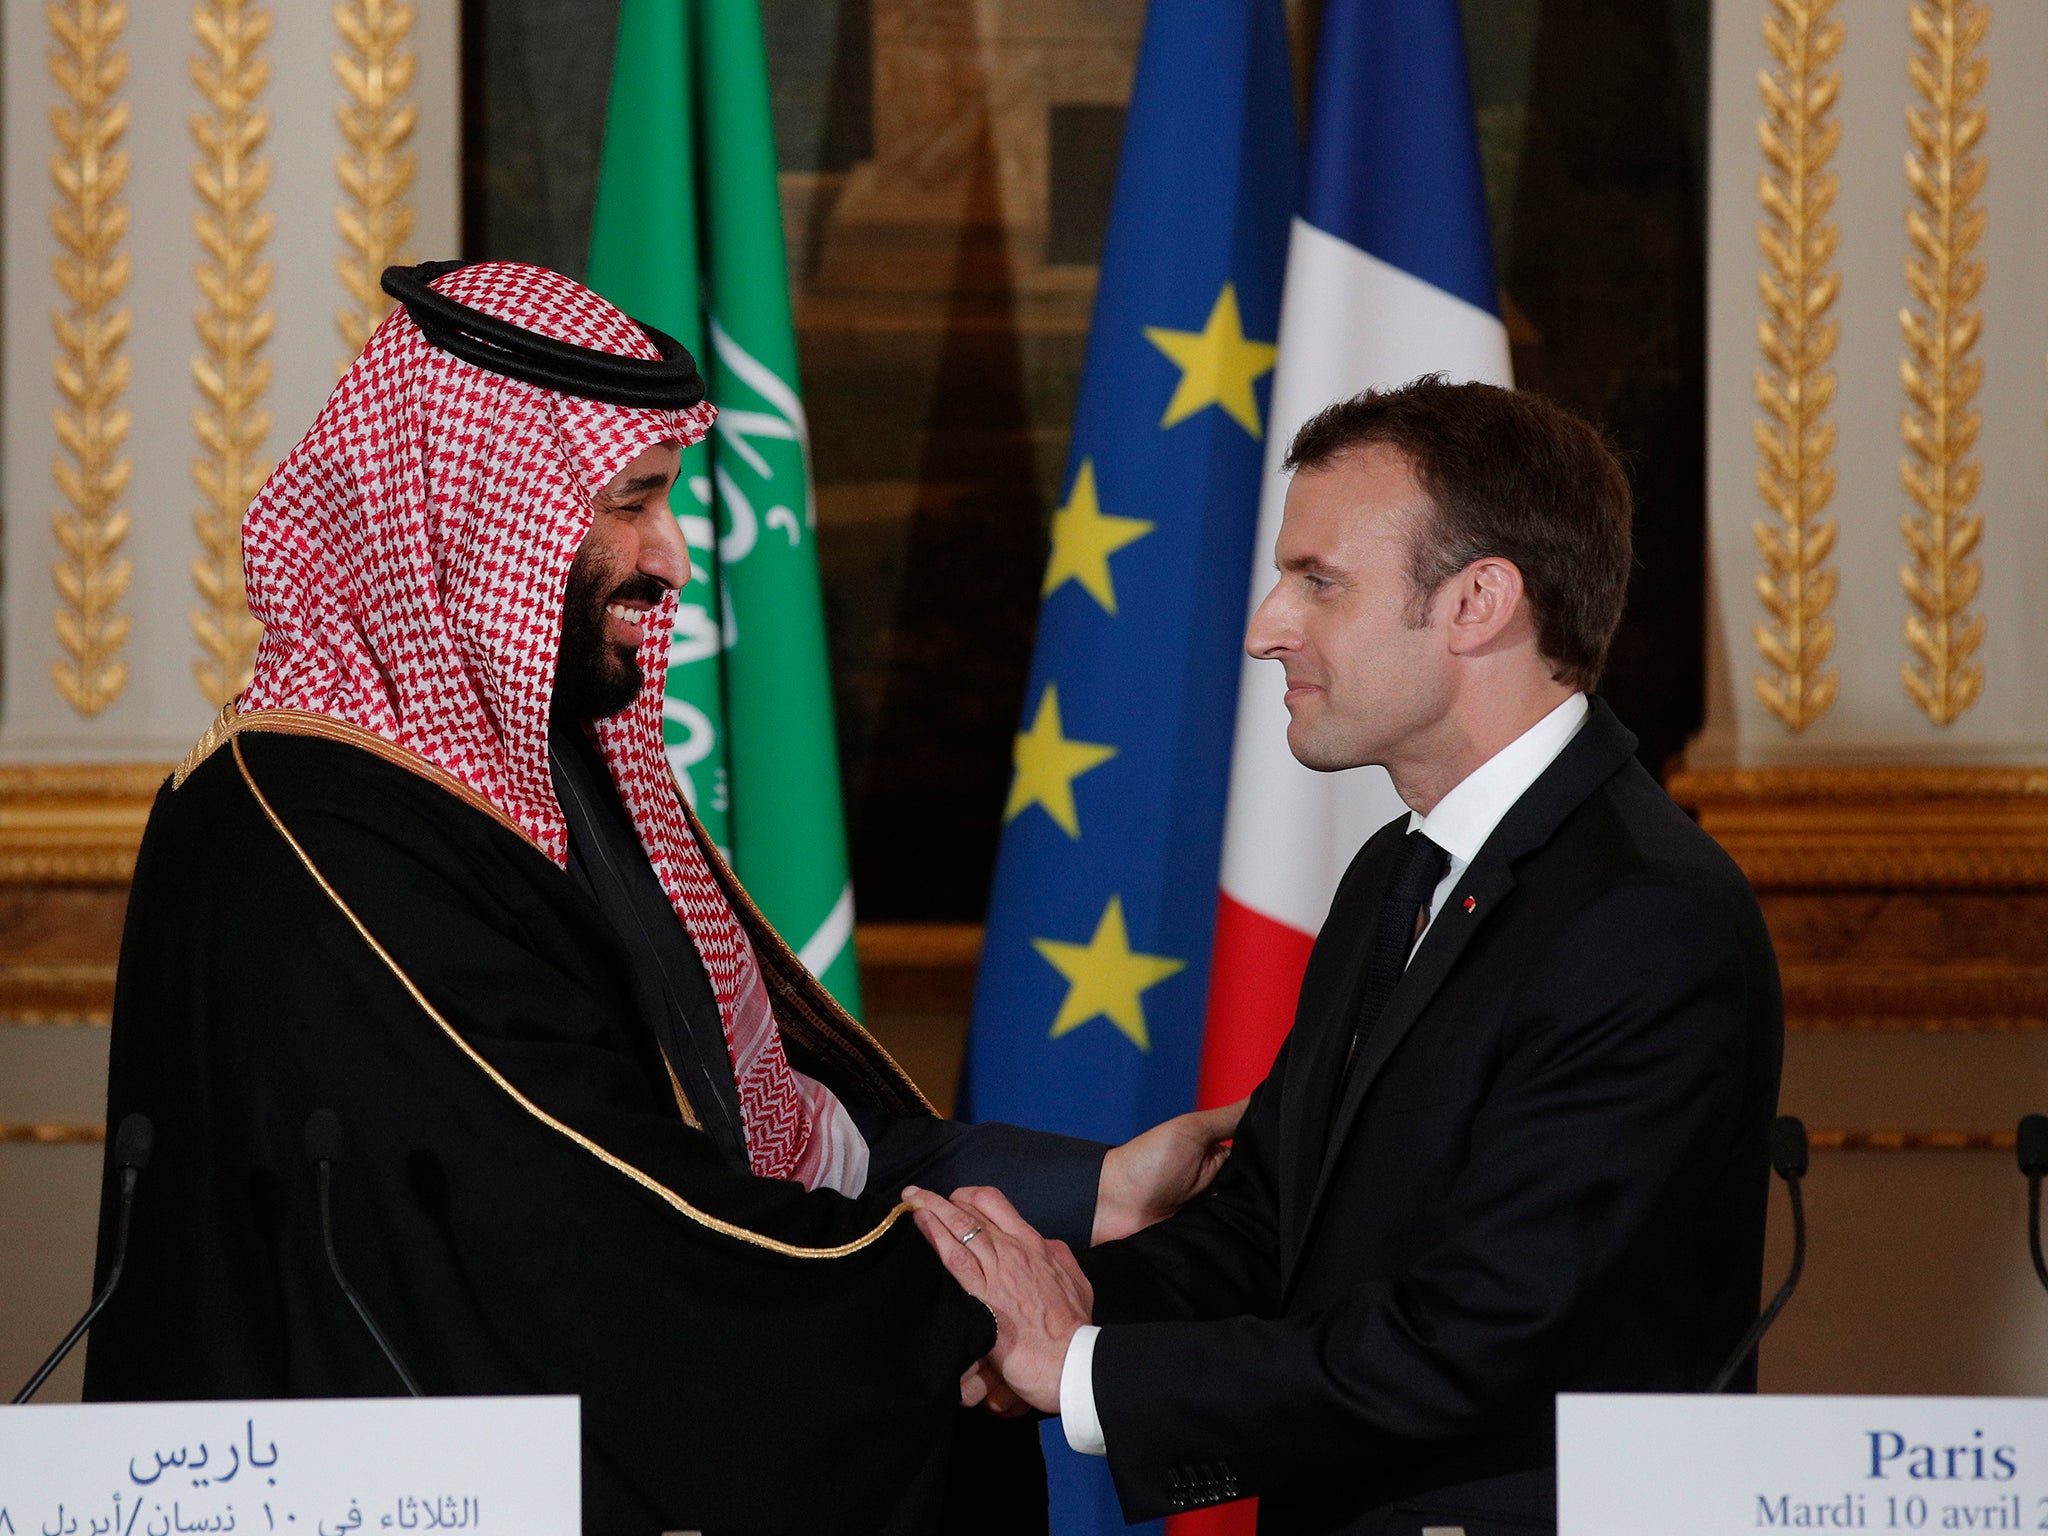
[[460, 0, 1712, 920]]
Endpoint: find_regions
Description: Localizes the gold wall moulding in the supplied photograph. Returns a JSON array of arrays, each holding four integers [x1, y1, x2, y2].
[[1752, 0, 1843, 733], [47, 0, 137, 719], [1807, 1128, 2013, 1151], [1669, 765, 2048, 889], [1898, 0, 1989, 726], [1780, 956, 2048, 1033], [0, 963, 119, 1024], [0, 1122, 105, 1144], [0, 763, 170, 884], [332, 0, 417, 364], [190, 0, 275, 707], [855, 922, 983, 967], [1674, 765, 2048, 1033]]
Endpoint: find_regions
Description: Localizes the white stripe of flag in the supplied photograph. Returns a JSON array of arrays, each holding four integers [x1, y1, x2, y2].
[[1217, 221, 1513, 937]]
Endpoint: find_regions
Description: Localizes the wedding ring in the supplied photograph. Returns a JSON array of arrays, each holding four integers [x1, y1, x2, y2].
[[958, 1223, 986, 1246]]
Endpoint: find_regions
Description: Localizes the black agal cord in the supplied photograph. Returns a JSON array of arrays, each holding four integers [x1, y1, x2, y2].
[[380, 260, 707, 410]]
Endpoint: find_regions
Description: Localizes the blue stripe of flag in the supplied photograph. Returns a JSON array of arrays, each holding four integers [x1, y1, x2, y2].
[[1301, 0, 1500, 317], [960, 1, 1297, 1530]]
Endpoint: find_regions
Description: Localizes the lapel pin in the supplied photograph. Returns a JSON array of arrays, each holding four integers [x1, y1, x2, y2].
[[1463, 896, 1477, 913]]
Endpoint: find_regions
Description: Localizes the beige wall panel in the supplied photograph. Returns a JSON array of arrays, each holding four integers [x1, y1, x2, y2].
[[1785, 1031, 2048, 1129], [0, 1021, 109, 1125], [0, 1142, 104, 1404], [0, 1022, 110, 1404], [1756, 1033, 2048, 1395], [1705, 0, 2048, 765], [1759, 1150, 2047, 1395]]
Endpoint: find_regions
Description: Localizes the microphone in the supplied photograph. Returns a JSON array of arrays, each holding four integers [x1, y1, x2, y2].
[[2017, 1114, 2048, 1294], [1708, 1114, 1809, 1393], [13, 1113, 154, 1404], [304, 1108, 423, 1396]]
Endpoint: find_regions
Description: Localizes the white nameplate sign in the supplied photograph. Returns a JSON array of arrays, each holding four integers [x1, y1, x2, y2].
[[1560, 1393, 2048, 1535], [0, 1396, 579, 1535]]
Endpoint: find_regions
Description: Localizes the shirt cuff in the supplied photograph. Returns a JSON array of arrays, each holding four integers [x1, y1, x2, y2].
[[1060, 1324, 1106, 1456]]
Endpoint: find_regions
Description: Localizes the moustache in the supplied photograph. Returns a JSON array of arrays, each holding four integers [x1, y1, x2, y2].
[[606, 574, 673, 607]]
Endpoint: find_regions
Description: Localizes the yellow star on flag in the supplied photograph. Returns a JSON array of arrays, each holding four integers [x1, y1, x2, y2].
[[1042, 459, 1154, 615], [1005, 684, 1118, 838], [1034, 895, 1186, 1052], [1143, 282, 1279, 437]]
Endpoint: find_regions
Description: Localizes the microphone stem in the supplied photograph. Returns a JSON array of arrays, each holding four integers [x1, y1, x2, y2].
[[13, 1165, 138, 1405], [1708, 1173, 1805, 1394], [315, 1160, 423, 1397], [2030, 1174, 2048, 1294], [1771, 1174, 1806, 1310]]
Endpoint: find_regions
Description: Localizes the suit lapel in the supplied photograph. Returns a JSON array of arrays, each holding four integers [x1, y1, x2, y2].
[[1275, 832, 1403, 1251], [1289, 698, 1641, 1267], [1301, 855, 1515, 1229]]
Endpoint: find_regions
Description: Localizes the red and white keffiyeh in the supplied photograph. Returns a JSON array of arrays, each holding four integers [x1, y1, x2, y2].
[[240, 262, 862, 1194]]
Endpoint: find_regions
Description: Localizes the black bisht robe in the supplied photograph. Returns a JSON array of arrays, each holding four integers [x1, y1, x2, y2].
[[83, 717, 1004, 1535]]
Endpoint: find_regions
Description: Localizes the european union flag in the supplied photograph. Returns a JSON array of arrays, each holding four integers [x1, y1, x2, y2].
[[957, 2, 1297, 1528]]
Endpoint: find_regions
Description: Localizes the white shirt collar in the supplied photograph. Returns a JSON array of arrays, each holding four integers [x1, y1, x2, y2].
[[1407, 693, 1591, 872]]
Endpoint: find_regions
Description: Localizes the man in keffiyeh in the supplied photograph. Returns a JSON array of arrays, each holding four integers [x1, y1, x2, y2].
[[81, 262, 1239, 1536]]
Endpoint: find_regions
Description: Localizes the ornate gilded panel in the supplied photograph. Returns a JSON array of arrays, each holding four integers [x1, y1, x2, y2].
[[333, 0, 417, 364], [1898, 0, 1989, 726], [47, 0, 136, 718], [189, 0, 274, 706], [1752, 0, 1843, 734]]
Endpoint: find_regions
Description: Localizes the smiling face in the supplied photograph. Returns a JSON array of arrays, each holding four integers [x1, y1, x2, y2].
[[1245, 443, 1457, 777], [551, 440, 686, 723]]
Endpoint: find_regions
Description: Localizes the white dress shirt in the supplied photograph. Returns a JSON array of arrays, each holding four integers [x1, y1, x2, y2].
[[1406, 691, 1589, 947], [1058, 692, 1591, 1457]]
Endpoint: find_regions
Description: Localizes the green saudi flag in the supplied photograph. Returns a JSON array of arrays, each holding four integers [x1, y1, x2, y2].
[[587, 0, 862, 1016]]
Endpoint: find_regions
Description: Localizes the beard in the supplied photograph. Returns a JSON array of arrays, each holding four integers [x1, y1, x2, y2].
[[551, 549, 667, 724]]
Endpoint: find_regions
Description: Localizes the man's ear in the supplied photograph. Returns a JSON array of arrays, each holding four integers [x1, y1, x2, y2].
[[1445, 557, 1528, 657]]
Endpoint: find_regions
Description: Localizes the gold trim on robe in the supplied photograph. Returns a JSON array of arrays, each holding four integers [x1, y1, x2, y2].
[[228, 733, 913, 1261]]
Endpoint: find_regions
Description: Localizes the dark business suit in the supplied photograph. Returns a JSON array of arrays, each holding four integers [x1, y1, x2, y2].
[[1083, 699, 1783, 1534]]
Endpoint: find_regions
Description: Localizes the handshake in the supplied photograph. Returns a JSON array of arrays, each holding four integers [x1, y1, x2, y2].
[[903, 1098, 1246, 1418]]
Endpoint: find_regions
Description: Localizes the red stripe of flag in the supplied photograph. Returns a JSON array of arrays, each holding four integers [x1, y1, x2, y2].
[[1195, 891, 1315, 1108], [1169, 1503, 1259, 1536]]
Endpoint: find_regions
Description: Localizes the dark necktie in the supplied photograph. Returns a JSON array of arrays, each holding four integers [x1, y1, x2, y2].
[[1338, 830, 1449, 1093]]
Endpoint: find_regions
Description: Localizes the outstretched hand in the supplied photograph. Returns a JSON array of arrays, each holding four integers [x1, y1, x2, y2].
[[958, 1356, 1033, 1416], [904, 1183, 1091, 1415], [1093, 1097, 1248, 1244]]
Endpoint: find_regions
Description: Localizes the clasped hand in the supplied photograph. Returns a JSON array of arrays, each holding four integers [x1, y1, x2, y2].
[[905, 1098, 1245, 1415]]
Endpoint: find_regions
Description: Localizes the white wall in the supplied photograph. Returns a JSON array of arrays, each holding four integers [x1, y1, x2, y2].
[[1703, 0, 2048, 767], [0, 0, 460, 761]]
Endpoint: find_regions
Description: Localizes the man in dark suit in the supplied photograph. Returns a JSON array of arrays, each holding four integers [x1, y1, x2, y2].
[[908, 376, 1784, 1534]]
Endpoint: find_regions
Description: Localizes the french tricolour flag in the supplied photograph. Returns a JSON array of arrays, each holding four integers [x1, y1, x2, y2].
[[1193, 0, 1513, 1120]]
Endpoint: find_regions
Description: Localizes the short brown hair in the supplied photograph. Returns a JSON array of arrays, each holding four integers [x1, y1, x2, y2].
[[1283, 375, 1633, 690]]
